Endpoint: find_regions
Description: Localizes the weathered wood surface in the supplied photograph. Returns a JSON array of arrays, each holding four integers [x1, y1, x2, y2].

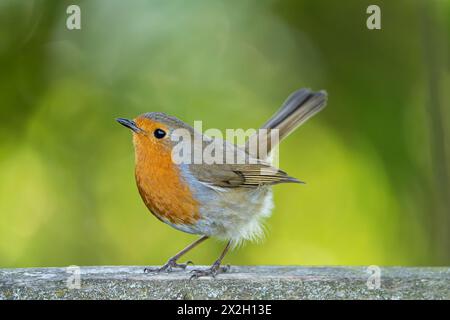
[[0, 266, 448, 300]]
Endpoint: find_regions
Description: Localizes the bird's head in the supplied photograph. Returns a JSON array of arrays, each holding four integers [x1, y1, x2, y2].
[[116, 112, 195, 163]]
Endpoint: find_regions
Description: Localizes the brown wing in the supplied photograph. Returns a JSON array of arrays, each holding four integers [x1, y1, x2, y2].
[[188, 163, 302, 188], [185, 131, 302, 188]]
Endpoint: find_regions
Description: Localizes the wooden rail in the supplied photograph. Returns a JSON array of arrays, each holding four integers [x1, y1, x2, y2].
[[0, 266, 448, 299]]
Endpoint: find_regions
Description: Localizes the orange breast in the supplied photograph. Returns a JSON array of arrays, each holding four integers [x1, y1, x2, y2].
[[134, 133, 200, 225]]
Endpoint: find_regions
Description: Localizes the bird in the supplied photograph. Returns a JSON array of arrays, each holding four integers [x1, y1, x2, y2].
[[116, 88, 327, 278]]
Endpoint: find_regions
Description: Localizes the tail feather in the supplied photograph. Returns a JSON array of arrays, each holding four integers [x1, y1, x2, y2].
[[245, 88, 327, 159]]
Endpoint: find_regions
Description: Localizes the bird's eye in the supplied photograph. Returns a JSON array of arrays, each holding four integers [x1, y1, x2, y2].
[[153, 128, 166, 139]]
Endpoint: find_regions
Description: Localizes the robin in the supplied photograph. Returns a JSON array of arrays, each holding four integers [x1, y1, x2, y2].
[[117, 88, 327, 278]]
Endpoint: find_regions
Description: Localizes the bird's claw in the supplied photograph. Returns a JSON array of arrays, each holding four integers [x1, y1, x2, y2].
[[189, 263, 230, 279], [144, 259, 195, 273]]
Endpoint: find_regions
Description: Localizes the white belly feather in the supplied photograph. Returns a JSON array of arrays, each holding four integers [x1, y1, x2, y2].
[[176, 164, 274, 245]]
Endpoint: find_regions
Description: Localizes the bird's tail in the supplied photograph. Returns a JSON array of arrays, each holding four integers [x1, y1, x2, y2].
[[245, 88, 327, 159]]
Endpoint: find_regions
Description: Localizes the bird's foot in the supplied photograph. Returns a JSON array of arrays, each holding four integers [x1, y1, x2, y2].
[[190, 261, 230, 279], [144, 258, 194, 273]]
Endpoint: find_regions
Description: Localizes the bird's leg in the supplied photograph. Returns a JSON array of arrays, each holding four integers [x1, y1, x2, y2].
[[144, 235, 208, 273], [190, 240, 231, 279]]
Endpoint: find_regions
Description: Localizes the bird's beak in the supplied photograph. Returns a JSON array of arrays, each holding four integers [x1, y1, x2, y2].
[[116, 118, 142, 133]]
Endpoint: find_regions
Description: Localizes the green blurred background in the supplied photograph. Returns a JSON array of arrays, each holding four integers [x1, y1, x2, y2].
[[0, 0, 449, 268]]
